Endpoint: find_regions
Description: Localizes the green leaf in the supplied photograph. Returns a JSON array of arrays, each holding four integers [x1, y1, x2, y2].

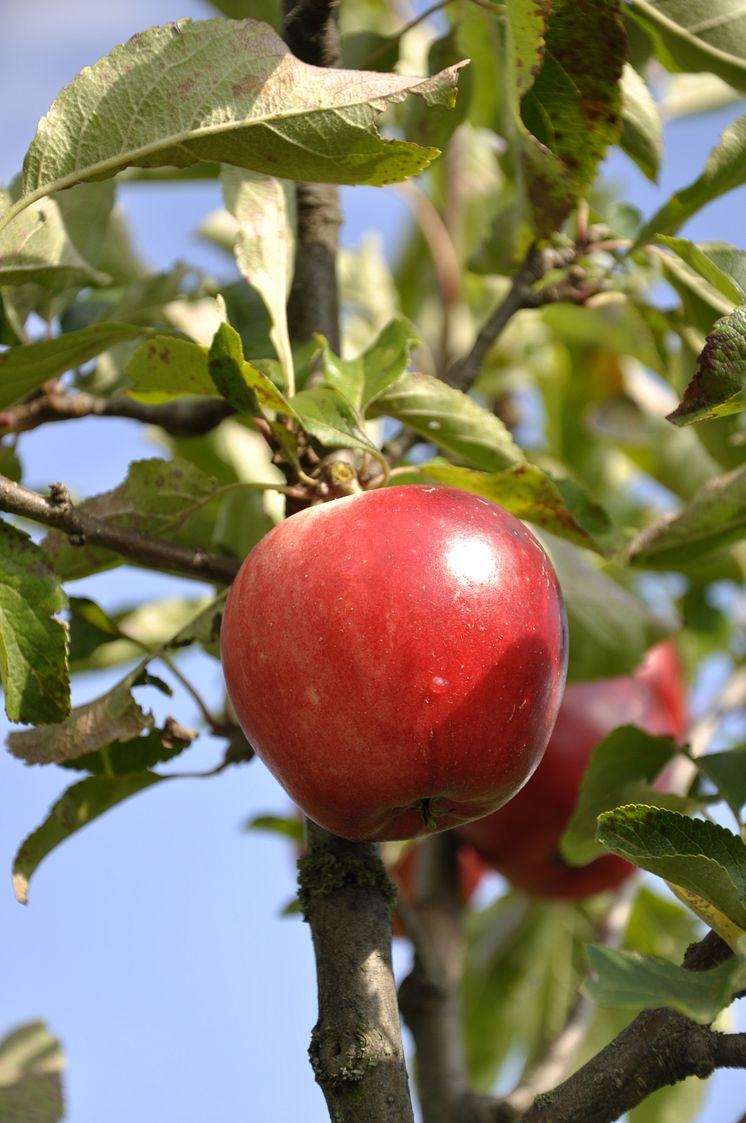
[[407, 460, 609, 554], [543, 538, 668, 682], [463, 895, 589, 1091], [667, 306, 746, 425], [619, 63, 663, 182], [207, 321, 260, 414], [517, 0, 626, 235], [0, 1020, 65, 1122], [627, 464, 746, 569], [657, 237, 746, 304], [505, 0, 551, 100], [0, 187, 109, 291], [597, 805, 746, 931], [585, 943, 746, 1023], [321, 319, 420, 411], [42, 457, 219, 580], [561, 727, 682, 865], [634, 113, 746, 245], [245, 814, 304, 842], [0, 322, 146, 411], [7, 19, 465, 226], [0, 522, 70, 725], [696, 746, 746, 822], [12, 772, 163, 903], [369, 372, 523, 472], [221, 168, 296, 392], [291, 386, 381, 456], [6, 670, 154, 766], [126, 335, 213, 401], [628, 0, 746, 91]]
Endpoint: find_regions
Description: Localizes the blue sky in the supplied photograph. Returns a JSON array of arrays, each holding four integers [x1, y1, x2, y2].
[[1, 4, 745, 1122]]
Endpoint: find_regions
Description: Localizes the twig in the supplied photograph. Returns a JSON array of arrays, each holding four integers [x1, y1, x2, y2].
[[0, 474, 239, 585], [0, 390, 234, 437]]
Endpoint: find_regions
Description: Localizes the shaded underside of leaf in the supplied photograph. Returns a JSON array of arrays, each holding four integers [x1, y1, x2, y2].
[[628, 0, 746, 92], [585, 943, 746, 1023], [12, 772, 163, 903], [15, 18, 465, 212]]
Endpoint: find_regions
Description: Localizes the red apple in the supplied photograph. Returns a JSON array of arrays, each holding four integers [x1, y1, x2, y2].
[[221, 484, 568, 842], [456, 642, 687, 898]]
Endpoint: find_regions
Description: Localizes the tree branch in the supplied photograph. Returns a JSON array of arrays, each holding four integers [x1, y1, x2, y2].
[[0, 390, 234, 438], [0, 475, 239, 585], [283, 0, 342, 351], [298, 821, 415, 1123], [513, 930, 742, 1123], [398, 832, 475, 1123]]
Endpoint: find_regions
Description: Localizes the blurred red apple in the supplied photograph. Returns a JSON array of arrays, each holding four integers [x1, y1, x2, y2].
[[221, 485, 568, 842], [456, 642, 686, 898]]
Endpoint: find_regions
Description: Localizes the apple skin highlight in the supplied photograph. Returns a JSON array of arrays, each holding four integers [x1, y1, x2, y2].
[[221, 485, 568, 842]]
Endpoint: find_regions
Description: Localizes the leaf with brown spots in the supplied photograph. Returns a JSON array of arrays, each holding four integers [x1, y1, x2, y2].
[[3, 18, 466, 231], [667, 305, 746, 426]]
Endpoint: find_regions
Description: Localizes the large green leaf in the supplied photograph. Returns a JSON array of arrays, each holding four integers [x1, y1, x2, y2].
[[0, 323, 147, 411], [291, 386, 381, 457], [4, 19, 464, 229], [696, 746, 746, 823], [0, 1020, 65, 1122], [0, 522, 70, 725], [12, 772, 163, 904], [597, 805, 746, 931], [628, 0, 746, 91], [627, 464, 746, 568], [634, 113, 746, 245], [369, 372, 523, 472], [667, 305, 746, 425], [585, 943, 746, 1023]]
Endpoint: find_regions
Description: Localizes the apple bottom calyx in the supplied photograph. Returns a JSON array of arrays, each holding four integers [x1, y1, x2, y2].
[[416, 797, 457, 831]]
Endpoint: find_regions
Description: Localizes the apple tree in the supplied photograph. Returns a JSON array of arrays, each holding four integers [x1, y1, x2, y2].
[[1, 2, 746, 1121]]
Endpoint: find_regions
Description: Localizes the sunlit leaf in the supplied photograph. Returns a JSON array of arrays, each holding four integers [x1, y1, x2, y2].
[[221, 168, 296, 391], [369, 372, 523, 472], [597, 805, 746, 931], [619, 63, 662, 182]]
